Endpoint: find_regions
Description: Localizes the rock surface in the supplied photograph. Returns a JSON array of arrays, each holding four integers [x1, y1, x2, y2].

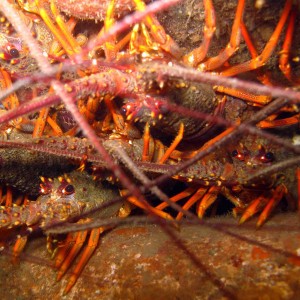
[[0, 213, 300, 299]]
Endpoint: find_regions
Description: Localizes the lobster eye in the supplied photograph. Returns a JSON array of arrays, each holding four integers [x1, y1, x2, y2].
[[231, 149, 245, 161], [159, 104, 169, 115], [259, 151, 274, 163], [9, 47, 19, 58], [120, 106, 128, 116], [62, 184, 75, 195], [232, 150, 238, 157]]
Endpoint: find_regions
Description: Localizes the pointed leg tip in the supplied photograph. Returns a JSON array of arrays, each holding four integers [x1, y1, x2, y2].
[[238, 217, 246, 225], [56, 272, 64, 281], [63, 286, 71, 295], [256, 219, 264, 228], [63, 277, 76, 295], [197, 209, 205, 219]]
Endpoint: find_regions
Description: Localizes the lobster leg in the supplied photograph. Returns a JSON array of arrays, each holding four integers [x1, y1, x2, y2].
[[45, 114, 64, 135], [12, 235, 28, 264], [63, 227, 104, 294], [159, 122, 184, 164], [103, 95, 125, 132], [131, 0, 181, 58], [125, 193, 174, 221], [183, 0, 216, 67], [0, 69, 19, 110], [256, 184, 287, 227], [48, 17, 79, 57], [239, 21, 273, 86], [5, 186, 13, 207], [199, 0, 246, 71], [99, 0, 132, 61], [211, 0, 293, 105], [0, 186, 3, 205], [237, 185, 287, 226], [197, 185, 221, 218], [32, 106, 49, 137], [176, 187, 208, 220], [37, 0, 81, 55], [98, 0, 119, 60], [221, 187, 246, 214], [142, 122, 151, 162], [56, 227, 88, 281], [49, 0, 82, 54], [238, 194, 268, 225], [55, 232, 78, 268], [221, 0, 292, 77], [155, 186, 196, 211], [141, 122, 166, 162], [279, 6, 300, 84], [215, 85, 271, 105], [17, 0, 71, 55], [258, 114, 300, 128]]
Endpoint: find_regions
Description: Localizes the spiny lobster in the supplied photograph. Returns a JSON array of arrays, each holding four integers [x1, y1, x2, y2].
[[0, 129, 297, 223], [0, 0, 299, 297], [0, 170, 122, 294]]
